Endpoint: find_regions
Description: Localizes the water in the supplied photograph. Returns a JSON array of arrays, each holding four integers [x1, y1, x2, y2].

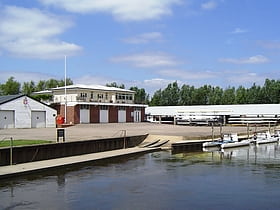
[[1, 143, 280, 210]]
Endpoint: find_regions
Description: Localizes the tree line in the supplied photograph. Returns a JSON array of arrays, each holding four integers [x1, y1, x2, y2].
[[1, 77, 279, 105], [150, 79, 280, 106]]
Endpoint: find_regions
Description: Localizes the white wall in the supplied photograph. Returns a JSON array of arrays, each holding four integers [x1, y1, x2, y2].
[[0, 96, 57, 128]]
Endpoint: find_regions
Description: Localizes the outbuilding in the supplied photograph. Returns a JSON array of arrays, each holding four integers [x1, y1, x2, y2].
[[0, 94, 57, 129]]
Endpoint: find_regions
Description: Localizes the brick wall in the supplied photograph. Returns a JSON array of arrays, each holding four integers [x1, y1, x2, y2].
[[90, 105, 99, 123], [109, 106, 118, 123], [126, 107, 134, 122]]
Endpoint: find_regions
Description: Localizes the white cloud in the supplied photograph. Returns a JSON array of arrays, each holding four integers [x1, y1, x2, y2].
[[0, 6, 82, 59], [39, 0, 181, 21], [157, 69, 216, 80], [123, 32, 163, 44], [225, 71, 264, 86], [219, 55, 269, 64], [231, 28, 248, 34], [111, 52, 180, 68], [0, 71, 55, 83], [201, 1, 217, 10]]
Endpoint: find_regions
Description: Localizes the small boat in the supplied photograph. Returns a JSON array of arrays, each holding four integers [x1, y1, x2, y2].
[[220, 133, 250, 149], [252, 131, 279, 144]]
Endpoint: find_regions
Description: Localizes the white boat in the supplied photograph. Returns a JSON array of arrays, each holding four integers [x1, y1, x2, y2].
[[202, 140, 223, 148], [220, 133, 250, 149], [251, 131, 279, 144]]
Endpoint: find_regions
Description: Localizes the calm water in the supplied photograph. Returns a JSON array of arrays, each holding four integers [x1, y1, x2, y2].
[[1, 143, 280, 210]]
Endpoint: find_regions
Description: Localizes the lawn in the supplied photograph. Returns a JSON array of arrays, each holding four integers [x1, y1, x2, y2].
[[0, 140, 53, 147]]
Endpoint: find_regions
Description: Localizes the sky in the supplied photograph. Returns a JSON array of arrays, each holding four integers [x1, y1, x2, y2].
[[1, 0, 280, 94]]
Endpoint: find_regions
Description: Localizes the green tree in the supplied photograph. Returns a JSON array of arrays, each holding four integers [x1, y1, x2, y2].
[[161, 81, 180, 105], [235, 86, 247, 104], [22, 81, 36, 95], [106, 82, 125, 89], [221, 87, 236, 104], [129, 86, 149, 104], [179, 84, 195, 105], [150, 89, 162, 106], [0, 77, 21, 95]]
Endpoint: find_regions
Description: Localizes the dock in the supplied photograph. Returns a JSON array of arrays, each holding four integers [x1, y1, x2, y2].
[[0, 147, 160, 179]]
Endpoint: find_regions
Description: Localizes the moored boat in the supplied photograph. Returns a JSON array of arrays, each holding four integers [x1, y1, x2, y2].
[[251, 131, 279, 144], [220, 133, 250, 149]]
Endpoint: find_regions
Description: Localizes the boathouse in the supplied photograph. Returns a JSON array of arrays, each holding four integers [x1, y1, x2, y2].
[[42, 84, 146, 124], [0, 94, 57, 129]]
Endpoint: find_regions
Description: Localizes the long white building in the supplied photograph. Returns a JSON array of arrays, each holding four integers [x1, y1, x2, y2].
[[146, 104, 280, 125]]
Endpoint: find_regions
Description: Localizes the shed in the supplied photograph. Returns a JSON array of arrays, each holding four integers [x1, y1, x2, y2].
[[0, 94, 57, 128]]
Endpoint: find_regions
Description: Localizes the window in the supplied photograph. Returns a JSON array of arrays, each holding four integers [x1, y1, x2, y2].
[[80, 93, 87, 98], [118, 106, 126, 110], [100, 105, 108, 110], [80, 105, 89, 109], [98, 94, 103, 99]]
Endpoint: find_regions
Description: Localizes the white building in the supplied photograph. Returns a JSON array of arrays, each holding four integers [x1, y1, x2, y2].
[[0, 94, 57, 129], [35, 84, 146, 124], [146, 104, 280, 125]]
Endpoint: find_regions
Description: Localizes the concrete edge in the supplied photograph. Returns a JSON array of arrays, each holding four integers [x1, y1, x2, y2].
[[0, 147, 161, 179]]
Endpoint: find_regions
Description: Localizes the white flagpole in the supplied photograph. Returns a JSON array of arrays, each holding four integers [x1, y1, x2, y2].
[[64, 55, 67, 124]]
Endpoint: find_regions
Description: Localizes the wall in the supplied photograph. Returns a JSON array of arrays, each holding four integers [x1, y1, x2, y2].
[[0, 134, 148, 166], [109, 106, 118, 123]]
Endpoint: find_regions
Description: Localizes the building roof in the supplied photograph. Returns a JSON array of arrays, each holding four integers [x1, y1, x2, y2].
[[52, 84, 135, 93], [0, 94, 24, 105]]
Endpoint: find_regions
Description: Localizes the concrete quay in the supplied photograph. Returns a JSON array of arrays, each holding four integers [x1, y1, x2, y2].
[[0, 147, 160, 179]]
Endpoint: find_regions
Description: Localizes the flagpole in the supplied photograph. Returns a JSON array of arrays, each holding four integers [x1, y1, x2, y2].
[[64, 55, 67, 124]]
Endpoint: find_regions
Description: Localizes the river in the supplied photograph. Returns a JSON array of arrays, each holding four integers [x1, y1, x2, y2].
[[1, 143, 280, 210]]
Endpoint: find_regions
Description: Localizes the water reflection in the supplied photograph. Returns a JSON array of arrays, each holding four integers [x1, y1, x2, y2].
[[1, 143, 280, 210]]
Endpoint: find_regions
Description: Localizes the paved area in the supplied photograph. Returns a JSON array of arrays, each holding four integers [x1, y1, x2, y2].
[[0, 122, 267, 142], [0, 147, 159, 179]]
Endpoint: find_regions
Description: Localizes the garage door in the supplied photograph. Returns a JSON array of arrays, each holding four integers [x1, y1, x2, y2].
[[0, 110, 15, 128], [80, 109, 90, 123], [31, 111, 46, 128], [118, 110, 126, 123], [100, 110, 108, 123]]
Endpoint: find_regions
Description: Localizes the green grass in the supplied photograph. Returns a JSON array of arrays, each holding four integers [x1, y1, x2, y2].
[[0, 140, 53, 148]]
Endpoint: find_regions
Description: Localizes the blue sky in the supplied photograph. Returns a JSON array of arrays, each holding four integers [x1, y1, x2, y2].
[[1, 0, 280, 94]]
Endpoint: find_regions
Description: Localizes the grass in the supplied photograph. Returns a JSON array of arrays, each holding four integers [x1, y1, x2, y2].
[[0, 140, 53, 148]]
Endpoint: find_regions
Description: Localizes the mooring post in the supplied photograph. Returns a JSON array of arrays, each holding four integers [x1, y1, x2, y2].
[[211, 123, 214, 142], [123, 130, 127, 149], [10, 137, 13, 165], [247, 123, 249, 139]]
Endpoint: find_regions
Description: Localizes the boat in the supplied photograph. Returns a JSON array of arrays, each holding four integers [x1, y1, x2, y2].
[[202, 140, 223, 148], [251, 131, 279, 144], [220, 133, 250, 149]]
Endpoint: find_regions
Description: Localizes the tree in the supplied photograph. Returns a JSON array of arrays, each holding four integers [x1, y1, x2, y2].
[[106, 82, 125, 89], [179, 84, 194, 105], [150, 89, 162, 106], [22, 81, 36, 95], [221, 87, 236, 104], [0, 77, 21, 95], [235, 86, 247, 104], [130, 86, 149, 104], [161, 81, 180, 105]]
